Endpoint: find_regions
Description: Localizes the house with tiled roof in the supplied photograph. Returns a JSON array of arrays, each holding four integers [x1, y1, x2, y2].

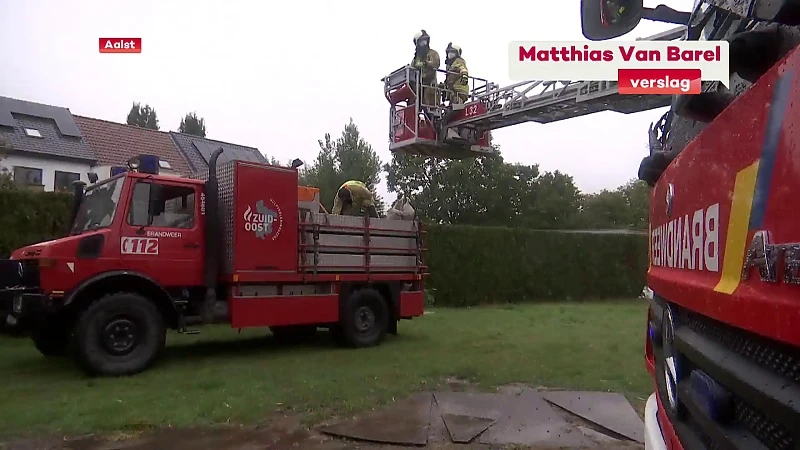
[[74, 116, 192, 179], [0, 96, 97, 191], [169, 132, 266, 175]]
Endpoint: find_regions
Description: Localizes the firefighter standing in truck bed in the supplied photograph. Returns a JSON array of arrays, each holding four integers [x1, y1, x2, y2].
[[332, 180, 380, 218], [411, 30, 440, 107]]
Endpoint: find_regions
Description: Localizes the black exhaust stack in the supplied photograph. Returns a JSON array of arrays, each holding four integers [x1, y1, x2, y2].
[[202, 147, 224, 323], [67, 180, 87, 235]]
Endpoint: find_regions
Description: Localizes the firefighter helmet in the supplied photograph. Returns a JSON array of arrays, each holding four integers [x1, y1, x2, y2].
[[413, 29, 430, 45], [447, 42, 462, 56]]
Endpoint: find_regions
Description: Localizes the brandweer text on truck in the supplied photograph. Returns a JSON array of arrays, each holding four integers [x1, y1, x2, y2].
[[581, 1, 800, 450], [0, 151, 426, 376]]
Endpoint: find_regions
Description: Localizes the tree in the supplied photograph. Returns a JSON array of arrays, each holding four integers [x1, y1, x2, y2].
[[0, 140, 14, 190], [178, 112, 207, 137], [384, 148, 581, 228], [570, 179, 650, 229], [617, 179, 651, 229], [126, 102, 160, 130], [302, 119, 385, 214]]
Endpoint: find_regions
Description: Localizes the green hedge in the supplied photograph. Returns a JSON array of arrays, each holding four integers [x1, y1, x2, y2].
[[0, 190, 648, 305], [424, 224, 648, 307], [0, 190, 72, 258]]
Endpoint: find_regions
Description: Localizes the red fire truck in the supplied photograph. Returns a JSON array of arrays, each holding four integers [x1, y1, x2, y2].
[[0, 152, 426, 376], [381, 1, 800, 448], [579, 1, 800, 450]]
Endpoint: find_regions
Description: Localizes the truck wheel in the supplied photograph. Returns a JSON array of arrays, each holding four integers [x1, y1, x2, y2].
[[339, 288, 389, 348], [269, 325, 318, 343], [72, 292, 166, 376], [31, 317, 70, 357]]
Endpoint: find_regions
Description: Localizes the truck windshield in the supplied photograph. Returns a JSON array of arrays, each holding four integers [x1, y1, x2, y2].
[[70, 177, 124, 235]]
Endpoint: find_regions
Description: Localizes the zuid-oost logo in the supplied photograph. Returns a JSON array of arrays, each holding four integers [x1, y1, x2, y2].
[[243, 199, 283, 240]]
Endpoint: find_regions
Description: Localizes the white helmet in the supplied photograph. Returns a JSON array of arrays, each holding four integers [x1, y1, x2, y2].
[[413, 29, 429, 45], [447, 42, 462, 56]]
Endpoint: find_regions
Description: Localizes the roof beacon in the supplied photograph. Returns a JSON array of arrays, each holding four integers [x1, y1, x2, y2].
[[128, 154, 160, 175]]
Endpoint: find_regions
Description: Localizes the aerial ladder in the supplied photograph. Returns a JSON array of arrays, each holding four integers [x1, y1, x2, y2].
[[382, 26, 686, 159]]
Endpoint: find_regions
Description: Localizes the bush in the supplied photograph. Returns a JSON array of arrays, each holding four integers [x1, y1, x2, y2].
[[0, 191, 648, 306], [0, 190, 72, 258], [424, 224, 648, 307]]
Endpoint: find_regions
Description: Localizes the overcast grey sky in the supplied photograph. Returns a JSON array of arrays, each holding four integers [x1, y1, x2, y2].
[[0, 0, 695, 199]]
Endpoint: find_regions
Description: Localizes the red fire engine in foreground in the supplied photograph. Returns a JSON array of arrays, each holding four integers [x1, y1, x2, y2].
[[579, 1, 800, 450], [0, 151, 426, 376]]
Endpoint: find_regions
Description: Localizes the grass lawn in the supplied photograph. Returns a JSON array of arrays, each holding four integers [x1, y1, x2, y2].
[[0, 301, 651, 438]]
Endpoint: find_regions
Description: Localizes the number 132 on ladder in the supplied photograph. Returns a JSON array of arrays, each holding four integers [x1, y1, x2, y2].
[[120, 237, 159, 255]]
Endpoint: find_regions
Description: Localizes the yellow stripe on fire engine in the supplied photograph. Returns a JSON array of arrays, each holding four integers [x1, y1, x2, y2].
[[648, 223, 652, 273], [714, 161, 759, 294]]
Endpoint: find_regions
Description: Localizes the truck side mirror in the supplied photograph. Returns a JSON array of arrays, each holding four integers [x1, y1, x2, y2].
[[148, 183, 165, 216], [581, 0, 644, 41]]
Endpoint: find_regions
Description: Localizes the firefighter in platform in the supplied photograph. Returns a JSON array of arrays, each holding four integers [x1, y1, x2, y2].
[[332, 180, 380, 218], [443, 43, 469, 105], [437, 43, 470, 143], [411, 30, 440, 107]]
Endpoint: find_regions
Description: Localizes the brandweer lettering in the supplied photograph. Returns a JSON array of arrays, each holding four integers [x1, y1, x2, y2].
[[651, 203, 719, 272], [518, 45, 722, 62]]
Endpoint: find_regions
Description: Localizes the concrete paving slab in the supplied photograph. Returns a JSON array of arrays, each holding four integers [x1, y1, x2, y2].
[[579, 426, 622, 444], [427, 397, 450, 443], [433, 391, 517, 420], [542, 391, 644, 443], [479, 388, 596, 448], [319, 392, 433, 445], [494, 383, 527, 397], [440, 414, 495, 443]]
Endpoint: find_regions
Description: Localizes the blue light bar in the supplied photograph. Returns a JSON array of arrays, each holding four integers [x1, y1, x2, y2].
[[110, 166, 128, 176], [137, 154, 160, 175]]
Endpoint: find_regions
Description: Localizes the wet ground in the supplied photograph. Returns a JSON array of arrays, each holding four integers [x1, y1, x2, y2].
[[1, 383, 645, 450]]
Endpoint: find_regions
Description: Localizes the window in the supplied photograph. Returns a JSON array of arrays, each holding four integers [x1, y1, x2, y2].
[[24, 128, 42, 138], [128, 182, 195, 229], [159, 160, 172, 170], [54, 171, 81, 192], [13, 166, 43, 189], [71, 177, 124, 234]]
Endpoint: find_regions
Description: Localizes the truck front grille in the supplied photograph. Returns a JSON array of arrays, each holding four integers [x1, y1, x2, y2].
[[734, 397, 792, 450], [681, 309, 800, 384], [19, 259, 40, 288], [650, 298, 799, 450]]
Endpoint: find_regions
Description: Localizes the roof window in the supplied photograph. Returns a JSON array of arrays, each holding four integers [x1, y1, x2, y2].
[[159, 160, 172, 169], [24, 128, 42, 138]]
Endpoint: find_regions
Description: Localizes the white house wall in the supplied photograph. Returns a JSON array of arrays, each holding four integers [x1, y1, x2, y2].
[[0, 153, 92, 191]]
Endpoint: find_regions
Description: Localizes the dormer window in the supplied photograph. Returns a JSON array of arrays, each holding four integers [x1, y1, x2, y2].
[[24, 128, 42, 138]]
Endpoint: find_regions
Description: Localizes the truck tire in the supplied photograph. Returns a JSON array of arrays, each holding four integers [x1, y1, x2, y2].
[[338, 288, 389, 348], [72, 292, 166, 376], [31, 317, 69, 357]]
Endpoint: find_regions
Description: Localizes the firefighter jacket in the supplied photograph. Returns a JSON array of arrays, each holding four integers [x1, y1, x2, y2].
[[332, 180, 375, 214], [445, 57, 469, 94], [411, 49, 441, 85]]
